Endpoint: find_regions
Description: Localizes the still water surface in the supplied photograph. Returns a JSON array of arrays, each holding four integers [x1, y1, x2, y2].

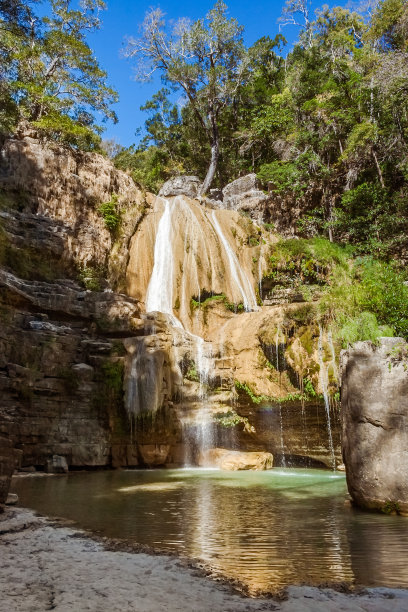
[[11, 468, 408, 594]]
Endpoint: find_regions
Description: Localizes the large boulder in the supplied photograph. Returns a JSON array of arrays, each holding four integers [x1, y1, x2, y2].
[[199, 448, 273, 471], [0, 435, 16, 510], [341, 338, 408, 515], [159, 176, 202, 199], [221, 174, 269, 222]]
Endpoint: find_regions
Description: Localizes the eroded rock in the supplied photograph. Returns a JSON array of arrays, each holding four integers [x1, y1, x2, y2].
[[341, 338, 408, 515], [158, 176, 202, 199], [199, 448, 273, 471]]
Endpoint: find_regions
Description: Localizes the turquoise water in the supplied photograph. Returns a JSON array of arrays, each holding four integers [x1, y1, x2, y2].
[[11, 468, 408, 594]]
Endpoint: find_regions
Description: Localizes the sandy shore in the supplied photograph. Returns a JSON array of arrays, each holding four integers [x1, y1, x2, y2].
[[1, 508, 408, 612]]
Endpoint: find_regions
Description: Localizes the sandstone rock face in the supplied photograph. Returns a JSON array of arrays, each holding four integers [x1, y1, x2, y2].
[[0, 266, 142, 470], [199, 448, 273, 470], [138, 444, 171, 466], [158, 176, 202, 199], [0, 133, 148, 290], [341, 338, 408, 515]]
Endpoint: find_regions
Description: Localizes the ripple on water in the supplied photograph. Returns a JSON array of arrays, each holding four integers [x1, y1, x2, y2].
[[11, 468, 408, 594]]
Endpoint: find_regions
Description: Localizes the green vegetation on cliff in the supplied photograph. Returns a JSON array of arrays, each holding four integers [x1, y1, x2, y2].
[[118, 0, 407, 262]]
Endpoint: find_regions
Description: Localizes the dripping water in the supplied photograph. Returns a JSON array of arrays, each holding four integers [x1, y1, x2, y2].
[[318, 327, 336, 471]]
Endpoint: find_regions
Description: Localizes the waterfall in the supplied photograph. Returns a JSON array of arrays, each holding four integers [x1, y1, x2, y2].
[[318, 327, 336, 471], [210, 210, 258, 312], [193, 336, 215, 458], [275, 324, 280, 371], [279, 405, 286, 468], [145, 198, 182, 329]]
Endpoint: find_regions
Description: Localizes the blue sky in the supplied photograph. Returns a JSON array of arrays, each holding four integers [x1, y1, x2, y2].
[[88, 0, 343, 147]]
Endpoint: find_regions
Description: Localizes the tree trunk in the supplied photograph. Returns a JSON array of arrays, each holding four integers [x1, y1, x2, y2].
[[372, 150, 385, 188], [199, 112, 219, 196]]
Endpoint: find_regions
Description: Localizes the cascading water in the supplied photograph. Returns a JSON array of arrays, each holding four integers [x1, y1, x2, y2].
[[318, 327, 336, 471], [145, 198, 182, 329], [210, 210, 258, 312]]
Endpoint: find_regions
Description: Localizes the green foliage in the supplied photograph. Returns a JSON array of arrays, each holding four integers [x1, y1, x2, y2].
[[382, 500, 401, 515], [0, 0, 117, 148], [190, 293, 244, 315], [338, 312, 394, 347], [234, 381, 269, 404], [185, 364, 200, 382], [213, 410, 251, 429], [321, 255, 408, 343], [264, 237, 352, 289], [114, 145, 176, 193], [101, 360, 124, 397], [98, 194, 120, 232], [78, 265, 104, 291], [258, 151, 329, 198]]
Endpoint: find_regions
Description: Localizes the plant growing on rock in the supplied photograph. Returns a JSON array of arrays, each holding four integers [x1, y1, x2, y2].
[[98, 194, 121, 233]]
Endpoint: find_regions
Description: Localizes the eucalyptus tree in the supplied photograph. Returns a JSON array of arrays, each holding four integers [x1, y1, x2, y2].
[[125, 1, 248, 194], [279, 0, 314, 48], [0, 0, 118, 148]]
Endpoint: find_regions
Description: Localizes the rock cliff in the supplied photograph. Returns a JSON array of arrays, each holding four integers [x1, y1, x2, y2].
[[341, 338, 408, 515], [0, 142, 342, 504]]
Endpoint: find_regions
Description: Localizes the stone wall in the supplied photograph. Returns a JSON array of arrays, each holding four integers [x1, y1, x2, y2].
[[341, 338, 408, 515]]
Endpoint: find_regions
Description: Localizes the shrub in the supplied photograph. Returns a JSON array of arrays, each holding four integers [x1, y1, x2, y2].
[[98, 194, 121, 232]]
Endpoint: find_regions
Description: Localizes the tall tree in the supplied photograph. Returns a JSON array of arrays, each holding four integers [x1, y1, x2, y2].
[[0, 0, 118, 149], [125, 1, 247, 194]]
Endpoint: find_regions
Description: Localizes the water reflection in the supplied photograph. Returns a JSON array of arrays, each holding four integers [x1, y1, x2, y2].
[[11, 469, 408, 594]]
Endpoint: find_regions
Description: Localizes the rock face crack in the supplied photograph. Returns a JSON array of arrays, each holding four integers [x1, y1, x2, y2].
[[341, 338, 408, 514], [358, 416, 390, 431]]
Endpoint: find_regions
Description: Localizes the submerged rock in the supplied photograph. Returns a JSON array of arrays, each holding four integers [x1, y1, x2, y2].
[[5, 493, 18, 505], [138, 444, 171, 466], [199, 448, 273, 471], [341, 338, 408, 515]]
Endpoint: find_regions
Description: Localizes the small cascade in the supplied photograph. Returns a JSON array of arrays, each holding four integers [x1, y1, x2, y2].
[[318, 327, 336, 471], [192, 336, 216, 461], [279, 405, 286, 468], [275, 324, 280, 371], [210, 210, 258, 312], [258, 242, 264, 301]]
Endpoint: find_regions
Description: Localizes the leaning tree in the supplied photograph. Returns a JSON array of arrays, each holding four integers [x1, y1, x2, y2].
[[125, 1, 248, 194]]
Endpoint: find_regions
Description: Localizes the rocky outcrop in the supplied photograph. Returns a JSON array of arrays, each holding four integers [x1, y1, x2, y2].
[[0, 435, 17, 511], [0, 133, 148, 290], [341, 338, 408, 515], [0, 266, 143, 470], [220, 174, 269, 223], [198, 448, 273, 470], [158, 176, 201, 199]]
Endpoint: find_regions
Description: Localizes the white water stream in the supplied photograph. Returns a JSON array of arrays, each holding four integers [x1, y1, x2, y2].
[[318, 327, 336, 471], [210, 210, 258, 312], [128, 197, 259, 462]]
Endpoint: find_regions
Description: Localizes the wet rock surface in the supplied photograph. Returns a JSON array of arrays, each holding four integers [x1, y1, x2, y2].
[[341, 338, 408, 514], [199, 448, 274, 470]]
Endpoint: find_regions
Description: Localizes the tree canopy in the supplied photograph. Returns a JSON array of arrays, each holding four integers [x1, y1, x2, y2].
[[0, 0, 117, 149]]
